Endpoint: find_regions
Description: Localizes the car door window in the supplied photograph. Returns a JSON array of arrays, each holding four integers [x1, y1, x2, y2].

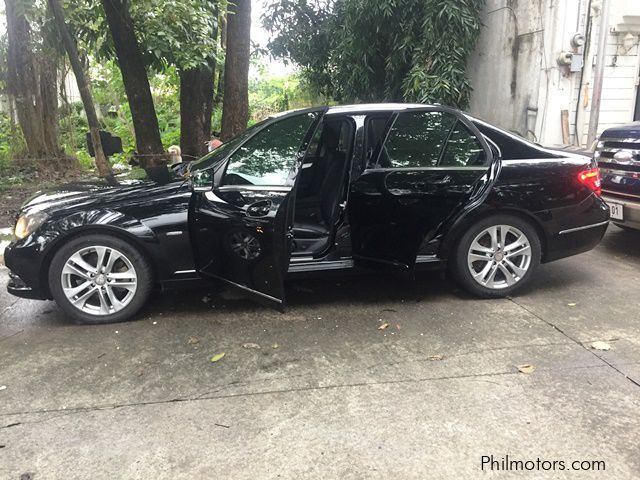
[[439, 121, 487, 167], [223, 112, 318, 187], [379, 111, 456, 168]]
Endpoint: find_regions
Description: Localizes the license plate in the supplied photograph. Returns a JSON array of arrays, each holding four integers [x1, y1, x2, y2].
[[609, 202, 624, 220]]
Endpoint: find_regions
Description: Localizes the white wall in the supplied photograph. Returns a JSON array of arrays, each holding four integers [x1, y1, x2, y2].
[[468, 0, 640, 148]]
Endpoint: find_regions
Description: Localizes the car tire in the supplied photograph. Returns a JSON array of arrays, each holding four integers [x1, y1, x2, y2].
[[450, 214, 541, 298], [48, 234, 153, 324]]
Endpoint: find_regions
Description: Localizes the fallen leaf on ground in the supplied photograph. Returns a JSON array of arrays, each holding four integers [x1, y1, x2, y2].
[[0, 385, 6, 391], [429, 355, 444, 361], [272, 343, 279, 349], [210, 352, 225, 363], [590, 341, 611, 351], [517, 364, 536, 374], [378, 323, 389, 330], [567, 303, 577, 307], [187, 336, 200, 345], [395, 324, 401, 330], [242, 343, 260, 349]]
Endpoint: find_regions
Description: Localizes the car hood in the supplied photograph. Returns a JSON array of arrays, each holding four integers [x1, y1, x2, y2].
[[20, 178, 188, 217], [601, 122, 640, 139]]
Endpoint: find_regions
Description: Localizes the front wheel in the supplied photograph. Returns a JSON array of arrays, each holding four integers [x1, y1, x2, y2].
[[450, 215, 541, 298], [49, 234, 153, 324]]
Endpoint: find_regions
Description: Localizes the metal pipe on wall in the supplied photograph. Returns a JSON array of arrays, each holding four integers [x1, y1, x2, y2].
[[586, 0, 612, 146]]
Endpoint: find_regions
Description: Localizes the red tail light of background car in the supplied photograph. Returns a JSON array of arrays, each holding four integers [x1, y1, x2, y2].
[[578, 168, 602, 196]]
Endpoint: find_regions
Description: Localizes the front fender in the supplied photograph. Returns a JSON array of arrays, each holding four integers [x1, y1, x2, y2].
[[6, 209, 159, 300]]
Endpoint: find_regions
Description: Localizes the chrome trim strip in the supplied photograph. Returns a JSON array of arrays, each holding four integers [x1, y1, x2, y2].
[[218, 185, 292, 192], [415, 254, 440, 263], [599, 167, 640, 177], [602, 190, 640, 200], [599, 137, 640, 144], [288, 259, 354, 273], [558, 221, 609, 235], [217, 278, 282, 304], [166, 231, 184, 236], [174, 269, 196, 275], [364, 166, 487, 173], [290, 256, 314, 263]]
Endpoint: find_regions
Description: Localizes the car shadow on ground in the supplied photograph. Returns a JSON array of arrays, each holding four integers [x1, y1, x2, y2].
[[141, 270, 457, 318], [15, 254, 597, 327]]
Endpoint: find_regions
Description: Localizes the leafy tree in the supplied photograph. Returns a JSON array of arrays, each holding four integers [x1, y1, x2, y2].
[[4, 0, 65, 161], [67, 0, 222, 160], [101, 0, 165, 167], [48, 0, 112, 178], [263, 0, 485, 108]]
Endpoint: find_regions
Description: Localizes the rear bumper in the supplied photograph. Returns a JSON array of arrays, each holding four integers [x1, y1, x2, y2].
[[543, 195, 610, 263], [602, 193, 640, 231]]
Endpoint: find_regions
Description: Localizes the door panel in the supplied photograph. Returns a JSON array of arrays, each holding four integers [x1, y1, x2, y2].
[[189, 110, 323, 306], [349, 108, 495, 269], [190, 187, 293, 304]]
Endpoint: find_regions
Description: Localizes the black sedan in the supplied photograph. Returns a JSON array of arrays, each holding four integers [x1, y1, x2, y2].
[[5, 104, 609, 324]]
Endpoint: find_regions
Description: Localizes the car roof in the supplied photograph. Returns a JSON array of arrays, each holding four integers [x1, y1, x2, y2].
[[269, 103, 449, 120], [325, 103, 434, 115]]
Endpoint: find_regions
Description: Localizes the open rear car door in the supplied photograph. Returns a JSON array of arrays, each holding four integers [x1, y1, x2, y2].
[[189, 109, 325, 307], [348, 106, 498, 270]]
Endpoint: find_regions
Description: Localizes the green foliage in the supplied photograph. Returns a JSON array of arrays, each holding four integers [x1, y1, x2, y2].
[[66, 0, 221, 72], [248, 61, 324, 122], [264, 0, 485, 108]]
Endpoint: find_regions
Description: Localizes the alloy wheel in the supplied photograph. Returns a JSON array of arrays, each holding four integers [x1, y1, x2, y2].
[[467, 224, 532, 290], [61, 246, 138, 316], [229, 231, 261, 260]]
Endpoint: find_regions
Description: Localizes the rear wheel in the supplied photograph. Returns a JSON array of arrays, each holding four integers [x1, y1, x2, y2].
[[450, 214, 541, 298], [49, 234, 153, 324]]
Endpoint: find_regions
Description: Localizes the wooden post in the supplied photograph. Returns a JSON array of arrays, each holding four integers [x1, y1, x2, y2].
[[561, 110, 570, 145]]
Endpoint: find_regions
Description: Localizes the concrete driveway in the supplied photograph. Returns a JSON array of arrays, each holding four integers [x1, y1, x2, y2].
[[1, 227, 639, 479]]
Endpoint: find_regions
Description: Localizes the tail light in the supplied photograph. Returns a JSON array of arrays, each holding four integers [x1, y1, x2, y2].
[[578, 168, 601, 196]]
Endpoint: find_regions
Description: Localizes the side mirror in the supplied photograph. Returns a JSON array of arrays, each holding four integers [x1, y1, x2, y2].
[[190, 167, 215, 192]]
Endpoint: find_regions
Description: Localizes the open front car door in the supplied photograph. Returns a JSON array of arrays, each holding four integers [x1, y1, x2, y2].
[[189, 109, 324, 307]]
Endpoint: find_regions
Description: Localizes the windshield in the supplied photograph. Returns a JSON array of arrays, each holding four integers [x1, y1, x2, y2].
[[188, 120, 269, 175]]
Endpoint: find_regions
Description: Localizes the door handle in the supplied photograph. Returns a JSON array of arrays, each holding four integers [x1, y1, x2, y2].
[[430, 175, 452, 185]]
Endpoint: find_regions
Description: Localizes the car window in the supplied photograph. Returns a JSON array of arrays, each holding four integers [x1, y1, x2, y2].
[[223, 112, 318, 186], [440, 121, 487, 167], [365, 114, 393, 164], [379, 111, 457, 168]]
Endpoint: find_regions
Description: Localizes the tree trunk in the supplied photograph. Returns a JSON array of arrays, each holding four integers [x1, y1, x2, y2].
[[179, 65, 215, 161], [101, 0, 165, 167], [5, 0, 49, 158], [47, 0, 113, 179], [40, 53, 61, 156], [213, 12, 227, 112], [220, 0, 251, 141]]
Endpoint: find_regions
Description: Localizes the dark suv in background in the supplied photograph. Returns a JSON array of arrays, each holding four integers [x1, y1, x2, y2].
[[596, 122, 640, 231]]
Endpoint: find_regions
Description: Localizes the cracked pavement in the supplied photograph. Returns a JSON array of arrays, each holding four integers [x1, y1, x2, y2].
[[0, 227, 639, 479]]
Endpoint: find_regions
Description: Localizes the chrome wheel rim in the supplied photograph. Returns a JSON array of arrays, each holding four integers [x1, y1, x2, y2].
[[229, 231, 261, 260], [467, 225, 532, 290], [61, 246, 138, 316]]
